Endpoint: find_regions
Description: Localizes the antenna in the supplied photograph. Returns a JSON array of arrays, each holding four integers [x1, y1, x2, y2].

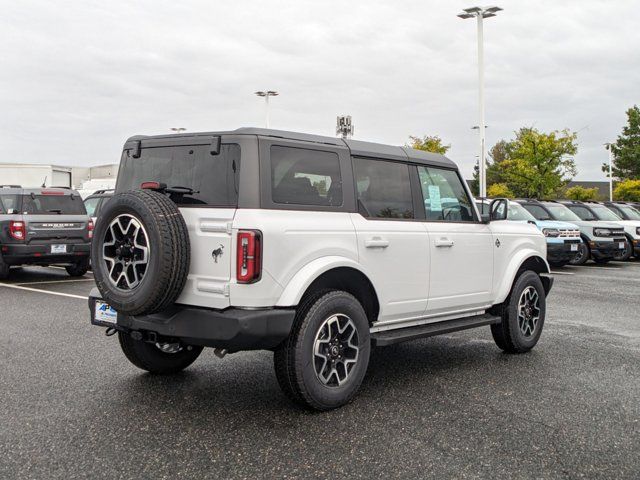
[[42, 176, 47, 188], [336, 115, 354, 139]]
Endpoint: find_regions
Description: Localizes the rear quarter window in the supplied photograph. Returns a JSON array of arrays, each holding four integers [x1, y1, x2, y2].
[[0, 194, 20, 214]]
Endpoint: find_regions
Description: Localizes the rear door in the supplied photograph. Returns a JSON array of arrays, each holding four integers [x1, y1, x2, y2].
[[117, 136, 242, 309], [21, 191, 90, 250], [350, 157, 430, 323], [419, 166, 494, 315]]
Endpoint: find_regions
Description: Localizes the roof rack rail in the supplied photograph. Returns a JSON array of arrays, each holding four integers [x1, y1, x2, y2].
[[0, 184, 22, 188]]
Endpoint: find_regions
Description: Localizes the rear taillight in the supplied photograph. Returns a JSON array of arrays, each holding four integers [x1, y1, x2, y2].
[[88, 219, 94, 239], [9, 221, 25, 241], [236, 230, 262, 284]]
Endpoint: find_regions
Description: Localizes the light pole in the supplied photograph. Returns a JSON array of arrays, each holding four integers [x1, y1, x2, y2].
[[255, 91, 279, 128], [170, 127, 186, 134], [458, 6, 502, 198], [605, 143, 614, 201]]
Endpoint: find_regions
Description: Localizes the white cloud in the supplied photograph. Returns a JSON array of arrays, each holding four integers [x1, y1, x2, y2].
[[0, 0, 638, 180]]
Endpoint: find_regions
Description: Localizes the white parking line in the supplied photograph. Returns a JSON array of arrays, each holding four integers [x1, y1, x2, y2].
[[0, 282, 88, 300], [15, 278, 95, 286], [550, 271, 574, 275]]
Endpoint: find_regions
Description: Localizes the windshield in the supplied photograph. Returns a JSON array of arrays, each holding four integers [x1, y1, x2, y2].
[[21, 194, 86, 215], [507, 202, 537, 222], [618, 205, 640, 220], [590, 205, 622, 221], [546, 205, 582, 222], [118, 143, 241, 207]]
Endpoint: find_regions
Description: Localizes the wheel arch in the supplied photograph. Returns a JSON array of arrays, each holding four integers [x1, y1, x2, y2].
[[494, 252, 551, 305], [276, 257, 380, 325]]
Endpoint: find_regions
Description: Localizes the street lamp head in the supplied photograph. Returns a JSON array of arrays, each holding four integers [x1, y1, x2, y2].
[[267, 91, 279, 96], [484, 6, 503, 13], [463, 7, 482, 14], [255, 91, 267, 97], [458, 6, 502, 19], [457, 13, 474, 19]]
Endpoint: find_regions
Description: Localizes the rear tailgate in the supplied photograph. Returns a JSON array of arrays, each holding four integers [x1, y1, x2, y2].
[[25, 214, 90, 246]]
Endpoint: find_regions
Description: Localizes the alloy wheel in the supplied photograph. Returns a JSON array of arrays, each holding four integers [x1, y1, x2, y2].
[[102, 214, 150, 290], [517, 286, 541, 337], [313, 314, 359, 387]]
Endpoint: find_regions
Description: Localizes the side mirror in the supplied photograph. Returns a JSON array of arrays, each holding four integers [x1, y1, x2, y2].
[[486, 198, 508, 222]]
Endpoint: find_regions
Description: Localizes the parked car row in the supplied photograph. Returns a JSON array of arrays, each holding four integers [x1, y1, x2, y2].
[[478, 198, 640, 267]]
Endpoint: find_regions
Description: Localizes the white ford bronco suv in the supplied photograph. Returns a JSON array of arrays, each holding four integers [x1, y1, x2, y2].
[[89, 128, 553, 411]]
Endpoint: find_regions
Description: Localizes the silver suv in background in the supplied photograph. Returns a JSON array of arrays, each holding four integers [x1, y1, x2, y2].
[[0, 186, 93, 279]]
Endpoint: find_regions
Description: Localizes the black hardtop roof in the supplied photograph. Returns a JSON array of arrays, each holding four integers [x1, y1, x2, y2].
[[125, 128, 457, 169]]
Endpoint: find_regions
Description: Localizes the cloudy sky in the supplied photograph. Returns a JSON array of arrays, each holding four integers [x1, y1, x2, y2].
[[1, 0, 638, 180]]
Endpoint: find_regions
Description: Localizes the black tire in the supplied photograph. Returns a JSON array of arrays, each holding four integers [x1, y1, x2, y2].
[[613, 240, 632, 261], [0, 256, 9, 280], [548, 260, 567, 268], [491, 271, 546, 354], [118, 332, 203, 374], [274, 290, 371, 411], [91, 189, 190, 316], [65, 257, 89, 277], [569, 243, 589, 266]]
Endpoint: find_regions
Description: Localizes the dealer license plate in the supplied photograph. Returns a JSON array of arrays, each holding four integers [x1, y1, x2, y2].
[[51, 244, 67, 254], [619, 242, 625, 249], [571, 244, 579, 251], [95, 301, 117, 324]]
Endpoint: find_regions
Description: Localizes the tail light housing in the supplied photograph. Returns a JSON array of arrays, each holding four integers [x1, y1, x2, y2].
[[9, 221, 26, 241], [88, 219, 94, 239], [236, 230, 262, 283]]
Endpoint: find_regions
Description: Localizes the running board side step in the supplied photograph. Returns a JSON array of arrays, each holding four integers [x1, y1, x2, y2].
[[371, 314, 501, 347]]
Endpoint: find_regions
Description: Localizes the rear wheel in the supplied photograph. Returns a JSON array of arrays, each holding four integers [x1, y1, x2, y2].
[[491, 271, 546, 354], [274, 291, 371, 411], [569, 243, 589, 266], [0, 256, 9, 280], [66, 257, 90, 277], [118, 332, 203, 374]]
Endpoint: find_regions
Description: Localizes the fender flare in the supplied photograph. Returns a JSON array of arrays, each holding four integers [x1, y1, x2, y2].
[[276, 256, 374, 307], [494, 250, 550, 305]]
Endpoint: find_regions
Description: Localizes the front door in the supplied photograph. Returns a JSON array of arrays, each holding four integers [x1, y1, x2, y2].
[[417, 166, 494, 315], [351, 157, 430, 323]]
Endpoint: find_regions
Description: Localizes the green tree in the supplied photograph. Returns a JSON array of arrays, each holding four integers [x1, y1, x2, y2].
[[407, 135, 450, 154], [501, 127, 578, 198], [564, 185, 600, 201], [487, 183, 514, 198], [613, 179, 640, 201], [603, 105, 640, 180], [486, 140, 509, 186]]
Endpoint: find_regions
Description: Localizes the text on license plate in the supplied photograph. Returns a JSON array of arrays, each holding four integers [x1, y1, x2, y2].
[[571, 244, 579, 251], [51, 244, 67, 254], [95, 301, 117, 324]]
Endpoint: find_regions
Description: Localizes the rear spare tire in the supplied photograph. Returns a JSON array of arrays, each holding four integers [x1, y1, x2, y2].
[[91, 189, 190, 316]]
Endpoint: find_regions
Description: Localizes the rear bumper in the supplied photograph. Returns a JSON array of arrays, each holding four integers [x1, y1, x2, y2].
[[88, 289, 295, 352], [1, 243, 90, 265], [546, 241, 580, 262]]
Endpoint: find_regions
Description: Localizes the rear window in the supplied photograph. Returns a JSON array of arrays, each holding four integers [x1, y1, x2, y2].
[[118, 144, 241, 207], [0, 194, 20, 214], [22, 194, 86, 215], [270, 146, 343, 206]]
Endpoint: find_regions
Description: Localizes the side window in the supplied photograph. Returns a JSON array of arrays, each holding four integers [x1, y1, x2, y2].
[[270, 146, 342, 206], [418, 167, 475, 222], [84, 197, 100, 217], [568, 205, 594, 221], [523, 204, 550, 220], [353, 158, 414, 219]]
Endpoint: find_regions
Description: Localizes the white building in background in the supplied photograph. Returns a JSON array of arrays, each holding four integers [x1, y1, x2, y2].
[[0, 162, 119, 198]]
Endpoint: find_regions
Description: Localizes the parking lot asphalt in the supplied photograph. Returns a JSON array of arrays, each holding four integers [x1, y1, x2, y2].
[[1, 264, 638, 479]]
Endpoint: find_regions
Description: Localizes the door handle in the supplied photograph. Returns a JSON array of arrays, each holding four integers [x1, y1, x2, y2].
[[365, 237, 389, 248], [435, 238, 454, 248]]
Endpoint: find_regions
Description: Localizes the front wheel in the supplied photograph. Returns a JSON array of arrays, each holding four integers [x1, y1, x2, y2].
[[491, 271, 546, 354], [613, 241, 632, 261], [118, 333, 203, 374], [274, 291, 371, 411], [569, 243, 589, 266]]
